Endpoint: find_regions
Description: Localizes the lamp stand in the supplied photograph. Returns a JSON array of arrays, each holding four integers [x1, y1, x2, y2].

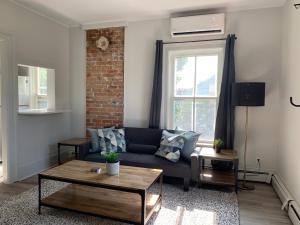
[[240, 106, 255, 190]]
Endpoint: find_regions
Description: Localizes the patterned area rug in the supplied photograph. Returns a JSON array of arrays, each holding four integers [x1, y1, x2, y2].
[[0, 181, 239, 225]]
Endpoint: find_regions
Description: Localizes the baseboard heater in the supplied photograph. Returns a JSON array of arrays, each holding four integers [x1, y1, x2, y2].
[[272, 174, 300, 225]]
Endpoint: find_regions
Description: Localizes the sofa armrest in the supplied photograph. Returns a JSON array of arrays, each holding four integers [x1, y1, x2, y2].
[[79, 140, 91, 160], [190, 147, 201, 182]]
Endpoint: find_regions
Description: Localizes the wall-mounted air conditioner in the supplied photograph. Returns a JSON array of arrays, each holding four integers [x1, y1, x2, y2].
[[170, 13, 225, 37]]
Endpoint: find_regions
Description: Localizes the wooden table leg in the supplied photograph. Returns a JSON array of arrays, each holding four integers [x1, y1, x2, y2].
[[38, 174, 41, 214], [198, 156, 202, 188], [75, 145, 78, 160], [140, 190, 146, 225], [234, 159, 239, 193], [57, 143, 61, 165]]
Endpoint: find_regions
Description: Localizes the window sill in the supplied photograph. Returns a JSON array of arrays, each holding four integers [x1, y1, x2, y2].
[[196, 142, 213, 148], [18, 109, 70, 115]]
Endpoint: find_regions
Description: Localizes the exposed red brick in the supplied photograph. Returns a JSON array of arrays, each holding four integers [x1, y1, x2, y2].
[[86, 27, 124, 132]]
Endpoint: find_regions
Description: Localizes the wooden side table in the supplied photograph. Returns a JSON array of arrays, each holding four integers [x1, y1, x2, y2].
[[57, 138, 89, 165], [198, 147, 239, 193]]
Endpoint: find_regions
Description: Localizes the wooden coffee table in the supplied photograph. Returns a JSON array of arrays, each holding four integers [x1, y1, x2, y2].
[[38, 160, 163, 225]]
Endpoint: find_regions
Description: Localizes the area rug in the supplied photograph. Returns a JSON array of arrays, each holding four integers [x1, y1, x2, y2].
[[0, 181, 239, 225]]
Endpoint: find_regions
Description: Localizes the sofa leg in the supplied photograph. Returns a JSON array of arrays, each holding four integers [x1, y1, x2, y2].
[[184, 178, 190, 192]]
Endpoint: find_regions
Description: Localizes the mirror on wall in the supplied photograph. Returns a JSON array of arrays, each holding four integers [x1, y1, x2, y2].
[[18, 64, 55, 112]]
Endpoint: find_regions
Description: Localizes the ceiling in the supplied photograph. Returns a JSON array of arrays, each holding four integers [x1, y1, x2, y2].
[[12, 0, 287, 27]]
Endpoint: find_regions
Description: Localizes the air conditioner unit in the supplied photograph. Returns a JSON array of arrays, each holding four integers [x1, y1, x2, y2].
[[170, 13, 225, 37]]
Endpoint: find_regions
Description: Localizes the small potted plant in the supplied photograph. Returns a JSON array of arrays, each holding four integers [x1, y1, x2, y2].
[[213, 139, 224, 153], [104, 152, 120, 176]]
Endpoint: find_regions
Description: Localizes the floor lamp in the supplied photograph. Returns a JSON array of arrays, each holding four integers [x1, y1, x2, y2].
[[232, 82, 265, 190]]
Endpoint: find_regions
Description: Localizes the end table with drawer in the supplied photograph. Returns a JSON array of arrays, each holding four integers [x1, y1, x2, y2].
[[57, 138, 89, 165], [198, 147, 239, 193]]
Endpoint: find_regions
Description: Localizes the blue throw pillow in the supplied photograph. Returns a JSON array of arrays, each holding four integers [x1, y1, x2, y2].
[[174, 129, 200, 162], [87, 128, 100, 153], [155, 130, 184, 162]]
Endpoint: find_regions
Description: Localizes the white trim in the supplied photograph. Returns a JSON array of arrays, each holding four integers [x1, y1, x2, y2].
[[0, 32, 18, 183], [18, 109, 69, 115], [161, 42, 224, 142], [81, 21, 128, 30]]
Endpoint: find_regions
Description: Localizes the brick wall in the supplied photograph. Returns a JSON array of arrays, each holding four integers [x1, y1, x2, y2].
[[86, 27, 124, 129]]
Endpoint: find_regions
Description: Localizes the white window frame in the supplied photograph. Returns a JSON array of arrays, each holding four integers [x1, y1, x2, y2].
[[162, 44, 224, 144]]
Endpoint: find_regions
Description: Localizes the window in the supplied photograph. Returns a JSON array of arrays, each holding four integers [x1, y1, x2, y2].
[[37, 67, 48, 109], [167, 48, 223, 143], [18, 64, 55, 111]]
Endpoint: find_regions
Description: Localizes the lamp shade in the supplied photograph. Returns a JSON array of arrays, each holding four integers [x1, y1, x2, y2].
[[232, 82, 265, 106]]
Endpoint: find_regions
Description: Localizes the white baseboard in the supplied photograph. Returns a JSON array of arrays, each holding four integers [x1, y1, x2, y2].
[[238, 171, 271, 183]]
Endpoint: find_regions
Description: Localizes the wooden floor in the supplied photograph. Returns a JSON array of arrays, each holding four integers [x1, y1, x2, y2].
[[239, 183, 292, 225], [0, 177, 292, 225]]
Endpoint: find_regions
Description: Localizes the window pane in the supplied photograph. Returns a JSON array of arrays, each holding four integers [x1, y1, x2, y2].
[[174, 56, 195, 97], [196, 55, 218, 97], [39, 68, 48, 95], [173, 99, 193, 131], [37, 97, 48, 109], [195, 99, 216, 141]]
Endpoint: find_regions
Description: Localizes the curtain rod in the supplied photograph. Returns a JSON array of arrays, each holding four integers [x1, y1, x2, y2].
[[163, 37, 237, 45]]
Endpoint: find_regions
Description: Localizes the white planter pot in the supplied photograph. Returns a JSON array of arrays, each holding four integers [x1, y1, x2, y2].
[[106, 161, 120, 176]]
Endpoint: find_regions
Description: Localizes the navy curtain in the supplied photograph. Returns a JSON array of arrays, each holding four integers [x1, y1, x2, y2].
[[149, 40, 163, 129], [213, 34, 236, 170]]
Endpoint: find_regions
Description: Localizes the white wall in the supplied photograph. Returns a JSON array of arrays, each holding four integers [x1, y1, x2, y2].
[[0, 0, 71, 180], [69, 27, 86, 138], [278, 2, 300, 204], [124, 8, 282, 172]]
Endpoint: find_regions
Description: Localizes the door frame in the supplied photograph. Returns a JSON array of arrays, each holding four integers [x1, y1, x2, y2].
[[0, 32, 18, 183]]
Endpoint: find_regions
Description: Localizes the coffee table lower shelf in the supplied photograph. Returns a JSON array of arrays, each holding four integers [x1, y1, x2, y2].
[[40, 184, 161, 225]]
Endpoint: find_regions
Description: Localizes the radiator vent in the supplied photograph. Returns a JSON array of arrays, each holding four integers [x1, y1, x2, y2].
[[272, 174, 300, 225], [289, 201, 300, 225]]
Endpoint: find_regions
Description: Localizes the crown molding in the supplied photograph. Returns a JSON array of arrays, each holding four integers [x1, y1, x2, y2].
[[81, 20, 129, 30]]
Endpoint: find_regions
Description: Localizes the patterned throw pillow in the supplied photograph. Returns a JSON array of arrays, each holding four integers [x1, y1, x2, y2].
[[88, 127, 114, 153], [174, 130, 200, 162], [98, 128, 126, 153], [155, 130, 184, 162], [113, 128, 126, 152]]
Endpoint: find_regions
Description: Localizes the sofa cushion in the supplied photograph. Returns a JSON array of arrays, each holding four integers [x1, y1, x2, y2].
[[84, 152, 191, 179], [125, 127, 162, 147], [155, 130, 184, 162], [127, 143, 157, 154]]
